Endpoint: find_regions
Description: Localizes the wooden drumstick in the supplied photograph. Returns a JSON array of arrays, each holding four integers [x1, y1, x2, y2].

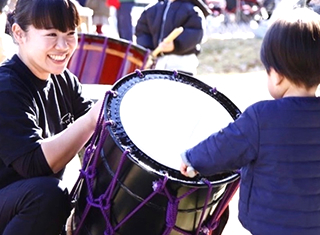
[[151, 27, 184, 57]]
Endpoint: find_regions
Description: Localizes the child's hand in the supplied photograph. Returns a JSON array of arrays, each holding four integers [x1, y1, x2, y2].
[[159, 41, 174, 53], [180, 162, 189, 177], [180, 162, 198, 178]]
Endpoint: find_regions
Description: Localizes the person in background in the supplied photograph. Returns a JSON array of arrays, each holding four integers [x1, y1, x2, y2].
[[135, 0, 208, 75], [77, 0, 87, 6], [181, 7, 320, 235], [0, 0, 104, 234], [85, 0, 110, 34], [6, 0, 16, 11], [117, 0, 134, 41], [0, 0, 16, 63]]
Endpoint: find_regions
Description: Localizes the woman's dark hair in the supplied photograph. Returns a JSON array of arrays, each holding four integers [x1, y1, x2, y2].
[[260, 7, 320, 88], [7, 0, 80, 33]]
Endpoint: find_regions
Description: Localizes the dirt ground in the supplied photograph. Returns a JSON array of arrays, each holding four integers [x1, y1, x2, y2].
[[197, 37, 264, 75]]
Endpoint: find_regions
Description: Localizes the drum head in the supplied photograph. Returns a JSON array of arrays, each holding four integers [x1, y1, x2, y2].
[[104, 70, 241, 185]]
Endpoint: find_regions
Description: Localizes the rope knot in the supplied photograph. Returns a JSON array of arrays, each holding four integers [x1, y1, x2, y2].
[[152, 180, 164, 192], [86, 166, 96, 179], [206, 219, 220, 231], [104, 225, 114, 235], [198, 225, 211, 235], [98, 194, 111, 211], [82, 145, 96, 165]]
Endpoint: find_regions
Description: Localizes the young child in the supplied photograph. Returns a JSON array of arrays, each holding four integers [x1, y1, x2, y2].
[[135, 0, 208, 75], [181, 7, 320, 235]]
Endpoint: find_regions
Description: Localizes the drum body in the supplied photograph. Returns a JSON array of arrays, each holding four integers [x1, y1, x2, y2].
[[67, 34, 151, 85], [71, 70, 242, 235]]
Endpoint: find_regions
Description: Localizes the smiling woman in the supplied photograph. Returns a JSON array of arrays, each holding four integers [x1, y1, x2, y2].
[[0, 0, 105, 235], [7, 0, 80, 79]]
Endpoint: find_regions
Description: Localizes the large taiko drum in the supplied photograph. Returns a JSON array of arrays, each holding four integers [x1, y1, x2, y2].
[[67, 34, 151, 85], [69, 70, 242, 235]]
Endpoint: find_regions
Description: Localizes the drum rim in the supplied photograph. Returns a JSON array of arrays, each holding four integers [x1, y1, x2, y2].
[[104, 69, 242, 186]]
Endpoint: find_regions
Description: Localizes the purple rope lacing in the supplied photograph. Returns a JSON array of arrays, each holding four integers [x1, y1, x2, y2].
[[115, 41, 132, 82], [70, 89, 113, 198], [204, 172, 240, 232], [75, 165, 220, 235], [70, 89, 113, 234], [73, 34, 86, 77], [94, 36, 109, 84], [141, 49, 151, 69], [210, 87, 218, 94], [135, 69, 144, 78], [72, 142, 217, 235], [160, 179, 199, 235], [70, 81, 239, 235]]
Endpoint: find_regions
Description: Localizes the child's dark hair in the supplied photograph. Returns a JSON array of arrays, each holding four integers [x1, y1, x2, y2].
[[7, 0, 80, 33], [260, 8, 320, 89]]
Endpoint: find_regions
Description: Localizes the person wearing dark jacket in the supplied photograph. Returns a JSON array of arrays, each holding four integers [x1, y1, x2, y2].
[[181, 7, 320, 235], [135, 0, 206, 75], [117, 0, 134, 41]]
